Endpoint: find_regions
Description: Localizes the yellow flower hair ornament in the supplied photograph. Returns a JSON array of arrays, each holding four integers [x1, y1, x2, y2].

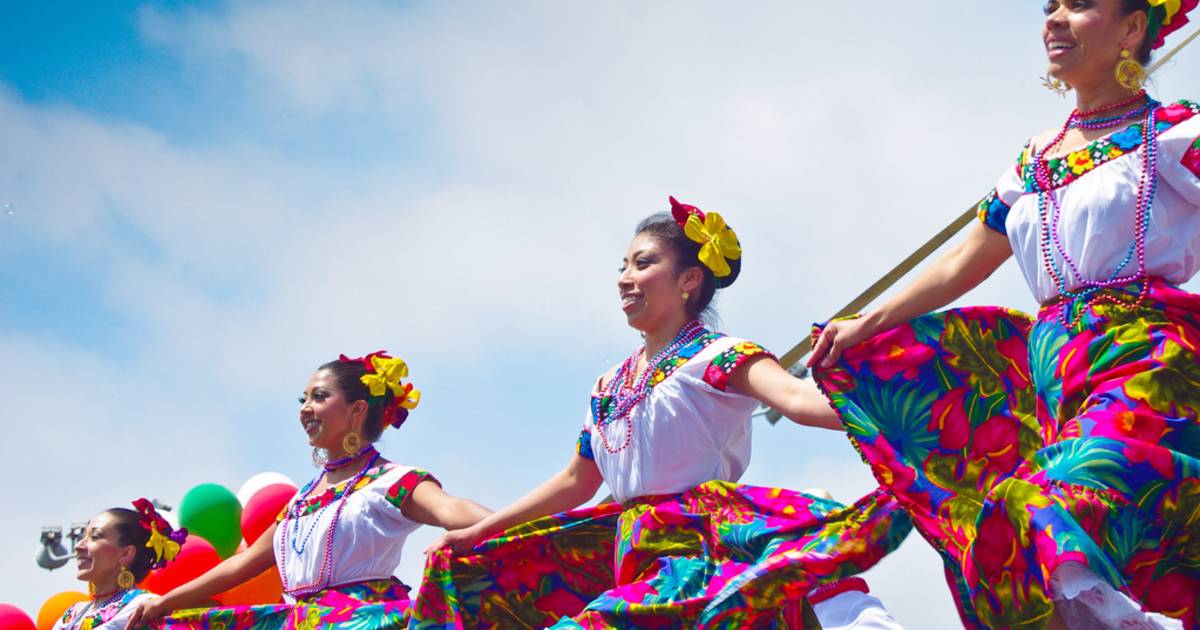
[[669, 196, 742, 287], [339, 351, 421, 428], [1146, 0, 1197, 48], [132, 498, 187, 569]]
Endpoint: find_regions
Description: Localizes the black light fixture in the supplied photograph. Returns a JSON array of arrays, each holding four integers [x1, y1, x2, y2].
[[36, 524, 86, 570]]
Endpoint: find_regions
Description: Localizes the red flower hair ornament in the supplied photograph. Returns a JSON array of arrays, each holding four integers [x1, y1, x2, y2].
[[337, 350, 421, 429], [131, 498, 188, 570]]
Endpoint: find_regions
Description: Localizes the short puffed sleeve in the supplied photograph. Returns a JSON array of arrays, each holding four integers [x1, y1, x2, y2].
[[1158, 100, 1200, 205], [700, 338, 774, 391], [383, 468, 439, 511], [976, 142, 1030, 236], [576, 426, 594, 460]]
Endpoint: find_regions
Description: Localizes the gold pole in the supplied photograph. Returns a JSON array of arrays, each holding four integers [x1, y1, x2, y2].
[[765, 203, 979, 423]]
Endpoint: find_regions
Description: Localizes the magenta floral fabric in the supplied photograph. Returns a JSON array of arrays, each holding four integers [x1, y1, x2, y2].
[[814, 279, 1200, 629]]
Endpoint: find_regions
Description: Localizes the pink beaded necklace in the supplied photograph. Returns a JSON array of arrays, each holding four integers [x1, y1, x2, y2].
[[1033, 94, 1159, 326], [594, 320, 706, 453], [277, 452, 381, 597]]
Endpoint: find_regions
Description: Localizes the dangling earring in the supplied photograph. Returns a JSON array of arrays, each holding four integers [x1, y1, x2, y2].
[[117, 566, 135, 590], [1115, 49, 1146, 93], [87, 582, 96, 597], [342, 432, 362, 454], [1041, 74, 1071, 97], [682, 291, 690, 303], [311, 447, 326, 467]]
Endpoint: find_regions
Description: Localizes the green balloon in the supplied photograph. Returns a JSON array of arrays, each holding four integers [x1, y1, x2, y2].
[[178, 483, 243, 558]]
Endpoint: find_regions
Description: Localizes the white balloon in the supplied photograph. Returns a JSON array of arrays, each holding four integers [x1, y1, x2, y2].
[[236, 472, 296, 505]]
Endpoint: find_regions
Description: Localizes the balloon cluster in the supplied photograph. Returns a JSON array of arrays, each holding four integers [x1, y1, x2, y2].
[[6, 472, 299, 628]]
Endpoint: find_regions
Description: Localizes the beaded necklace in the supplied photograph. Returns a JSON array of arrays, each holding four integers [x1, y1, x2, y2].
[[67, 590, 126, 630], [1033, 93, 1159, 326], [278, 452, 381, 597], [322, 445, 378, 472], [594, 320, 706, 454]]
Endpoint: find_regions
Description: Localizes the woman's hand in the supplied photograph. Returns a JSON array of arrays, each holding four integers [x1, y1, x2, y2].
[[424, 525, 484, 556], [808, 316, 877, 369], [126, 596, 170, 629]]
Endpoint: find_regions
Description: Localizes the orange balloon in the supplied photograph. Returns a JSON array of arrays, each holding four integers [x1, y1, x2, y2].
[[36, 592, 88, 630], [214, 567, 283, 606]]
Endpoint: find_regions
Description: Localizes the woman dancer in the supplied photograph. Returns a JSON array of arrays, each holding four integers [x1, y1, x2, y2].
[[53, 500, 180, 630], [809, 1, 1200, 627], [130, 352, 491, 629], [411, 198, 910, 629]]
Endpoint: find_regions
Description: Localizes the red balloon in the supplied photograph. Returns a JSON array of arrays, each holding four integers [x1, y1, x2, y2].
[[140, 534, 221, 595], [0, 604, 36, 630], [241, 483, 297, 545]]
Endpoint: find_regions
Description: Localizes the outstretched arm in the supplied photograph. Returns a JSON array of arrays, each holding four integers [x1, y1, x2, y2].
[[127, 524, 277, 627], [728, 355, 841, 430], [402, 481, 493, 530], [809, 223, 1012, 369], [425, 453, 604, 554]]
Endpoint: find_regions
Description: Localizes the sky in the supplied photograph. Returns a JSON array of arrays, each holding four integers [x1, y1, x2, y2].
[[3, 1, 1199, 627]]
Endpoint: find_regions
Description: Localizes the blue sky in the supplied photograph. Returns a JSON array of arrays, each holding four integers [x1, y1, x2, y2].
[[3, 2, 1199, 626]]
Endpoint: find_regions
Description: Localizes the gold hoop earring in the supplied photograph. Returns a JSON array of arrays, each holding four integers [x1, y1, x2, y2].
[[87, 582, 96, 596], [1041, 74, 1071, 97], [342, 432, 362, 454], [117, 567, 136, 590], [1115, 49, 1146, 93]]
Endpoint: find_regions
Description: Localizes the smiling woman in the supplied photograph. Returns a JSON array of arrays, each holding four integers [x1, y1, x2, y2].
[[52, 501, 180, 630], [408, 198, 911, 629], [807, 0, 1200, 627], [125, 352, 492, 630]]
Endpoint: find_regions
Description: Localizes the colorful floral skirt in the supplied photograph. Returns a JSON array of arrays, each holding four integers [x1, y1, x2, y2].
[[813, 279, 1200, 629], [407, 480, 911, 629], [157, 578, 412, 630]]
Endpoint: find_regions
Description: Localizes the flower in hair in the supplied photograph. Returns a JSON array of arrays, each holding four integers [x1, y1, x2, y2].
[[669, 196, 742, 279], [1146, 0, 1197, 48], [339, 351, 421, 428], [132, 498, 188, 569]]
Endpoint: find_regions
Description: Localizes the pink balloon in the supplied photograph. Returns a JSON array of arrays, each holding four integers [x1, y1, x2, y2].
[[0, 604, 36, 630], [241, 483, 297, 545]]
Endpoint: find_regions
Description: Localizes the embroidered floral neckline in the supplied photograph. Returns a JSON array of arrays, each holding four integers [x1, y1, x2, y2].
[[592, 331, 725, 424], [291, 463, 395, 517], [1021, 100, 1198, 192]]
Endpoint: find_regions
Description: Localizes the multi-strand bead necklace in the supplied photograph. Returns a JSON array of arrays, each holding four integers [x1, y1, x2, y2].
[[67, 590, 127, 630], [278, 450, 381, 597], [1032, 91, 1160, 326], [594, 320, 706, 454]]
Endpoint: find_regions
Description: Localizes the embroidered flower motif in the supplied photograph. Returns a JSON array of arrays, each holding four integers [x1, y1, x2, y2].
[[1066, 149, 1094, 175], [1109, 125, 1142, 151], [1158, 101, 1193, 124], [1108, 125, 1137, 150], [1183, 138, 1200, 178]]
